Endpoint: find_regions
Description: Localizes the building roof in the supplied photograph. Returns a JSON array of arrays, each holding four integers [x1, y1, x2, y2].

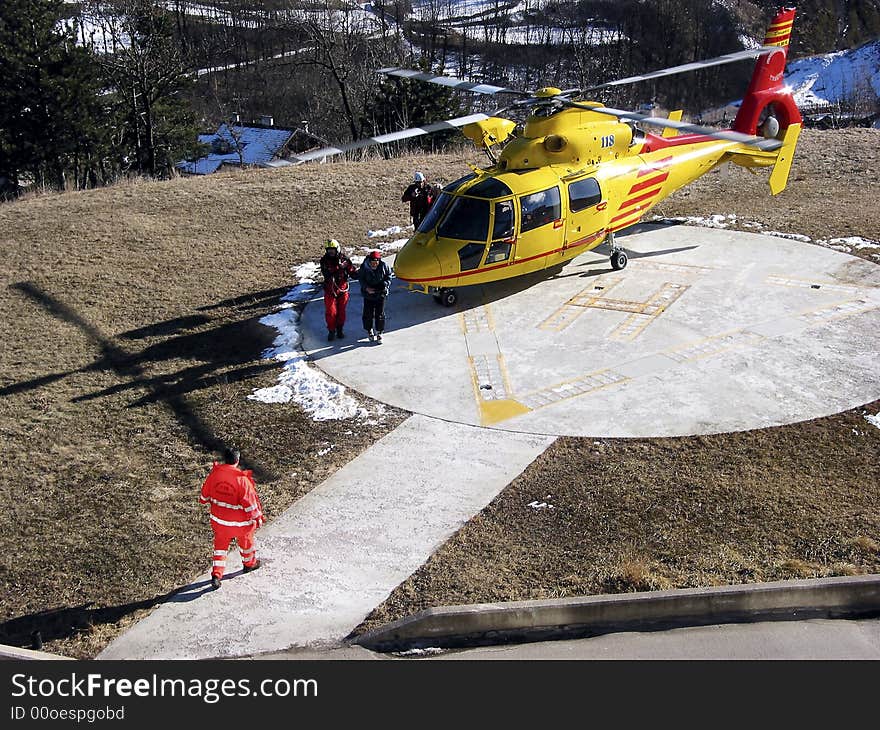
[[176, 123, 296, 175]]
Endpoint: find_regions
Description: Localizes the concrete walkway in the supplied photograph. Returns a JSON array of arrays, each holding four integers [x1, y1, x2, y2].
[[99, 416, 553, 659]]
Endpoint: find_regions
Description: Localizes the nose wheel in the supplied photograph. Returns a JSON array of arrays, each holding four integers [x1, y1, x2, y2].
[[433, 288, 458, 307]]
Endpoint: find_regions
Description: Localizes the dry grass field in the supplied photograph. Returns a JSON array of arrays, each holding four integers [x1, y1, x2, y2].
[[1, 128, 878, 658]]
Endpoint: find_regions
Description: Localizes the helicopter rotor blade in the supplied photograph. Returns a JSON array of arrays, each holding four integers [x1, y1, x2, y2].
[[564, 101, 782, 151], [281, 113, 491, 165], [581, 46, 779, 92], [379, 67, 530, 97]]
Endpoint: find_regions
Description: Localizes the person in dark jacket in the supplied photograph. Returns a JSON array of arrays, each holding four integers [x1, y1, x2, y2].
[[320, 239, 358, 341], [358, 250, 392, 343], [401, 171, 436, 229]]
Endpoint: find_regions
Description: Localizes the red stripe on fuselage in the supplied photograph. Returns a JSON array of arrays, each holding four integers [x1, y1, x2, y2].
[[628, 172, 668, 194], [399, 230, 607, 284], [610, 202, 651, 223], [619, 188, 660, 211]]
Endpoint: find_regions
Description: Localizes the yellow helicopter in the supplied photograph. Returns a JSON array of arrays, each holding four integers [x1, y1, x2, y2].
[[289, 7, 802, 307]]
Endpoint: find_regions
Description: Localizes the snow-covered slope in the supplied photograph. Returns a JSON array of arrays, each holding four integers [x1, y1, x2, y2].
[[786, 39, 880, 108]]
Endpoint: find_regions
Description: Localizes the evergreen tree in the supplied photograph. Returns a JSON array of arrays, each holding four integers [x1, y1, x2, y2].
[[93, 0, 201, 177], [362, 59, 467, 154], [0, 0, 104, 194]]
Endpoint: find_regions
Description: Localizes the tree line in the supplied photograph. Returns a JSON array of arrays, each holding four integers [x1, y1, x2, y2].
[[1, 0, 204, 196], [5, 0, 874, 197]]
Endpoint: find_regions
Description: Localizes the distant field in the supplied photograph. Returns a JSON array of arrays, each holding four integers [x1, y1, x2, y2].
[[1, 129, 878, 658]]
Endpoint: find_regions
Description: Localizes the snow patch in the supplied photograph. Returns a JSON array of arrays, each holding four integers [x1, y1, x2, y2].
[[248, 254, 383, 422], [761, 230, 812, 243]]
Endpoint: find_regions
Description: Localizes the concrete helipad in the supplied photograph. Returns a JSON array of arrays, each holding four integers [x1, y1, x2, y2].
[[304, 224, 880, 437]]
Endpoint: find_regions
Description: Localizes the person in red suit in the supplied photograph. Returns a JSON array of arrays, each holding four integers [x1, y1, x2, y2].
[[199, 447, 265, 590], [320, 239, 358, 342]]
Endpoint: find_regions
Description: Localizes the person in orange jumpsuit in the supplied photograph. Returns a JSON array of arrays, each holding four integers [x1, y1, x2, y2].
[[199, 447, 265, 590], [320, 239, 358, 342]]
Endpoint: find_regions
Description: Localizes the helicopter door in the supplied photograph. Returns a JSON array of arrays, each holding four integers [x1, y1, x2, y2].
[[485, 199, 515, 267], [515, 186, 563, 272], [564, 177, 607, 252]]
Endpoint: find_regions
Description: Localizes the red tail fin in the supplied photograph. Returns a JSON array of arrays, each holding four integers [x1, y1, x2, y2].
[[733, 7, 802, 136]]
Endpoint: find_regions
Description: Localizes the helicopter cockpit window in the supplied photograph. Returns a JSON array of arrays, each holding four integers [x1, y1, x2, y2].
[[458, 242, 487, 272], [468, 178, 513, 198], [437, 196, 490, 241], [568, 178, 602, 212], [417, 192, 452, 233], [519, 186, 561, 233], [444, 173, 478, 193]]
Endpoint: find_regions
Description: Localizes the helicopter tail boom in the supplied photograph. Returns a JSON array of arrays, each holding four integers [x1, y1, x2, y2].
[[730, 7, 802, 193], [732, 7, 802, 138]]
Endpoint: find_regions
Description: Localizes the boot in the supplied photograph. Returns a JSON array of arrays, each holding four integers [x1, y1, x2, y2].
[[376, 331, 383, 343], [210, 576, 221, 590], [327, 330, 335, 341], [336, 327, 344, 339], [367, 329, 375, 342], [242, 559, 261, 574]]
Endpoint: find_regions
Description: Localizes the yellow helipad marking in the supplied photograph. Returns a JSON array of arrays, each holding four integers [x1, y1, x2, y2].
[[538, 276, 624, 331], [632, 260, 715, 275], [518, 369, 630, 410], [609, 283, 689, 341], [797, 297, 880, 325], [463, 302, 531, 424], [665, 298, 879, 364], [470, 354, 512, 400], [462, 305, 495, 334], [469, 354, 530, 425], [765, 275, 876, 297], [464, 262, 879, 426], [542, 276, 688, 340], [666, 329, 765, 363], [478, 398, 532, 425]]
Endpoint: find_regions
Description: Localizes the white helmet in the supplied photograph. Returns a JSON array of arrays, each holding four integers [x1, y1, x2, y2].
[[414, 171, 425, 182]]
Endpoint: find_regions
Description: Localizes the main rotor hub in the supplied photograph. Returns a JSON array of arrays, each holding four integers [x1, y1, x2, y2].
[[535, 87, 563, 98]]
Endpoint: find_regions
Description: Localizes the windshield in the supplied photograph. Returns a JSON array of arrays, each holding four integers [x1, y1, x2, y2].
[[417, 192, 452, 233], [437, 196, 490, 241]]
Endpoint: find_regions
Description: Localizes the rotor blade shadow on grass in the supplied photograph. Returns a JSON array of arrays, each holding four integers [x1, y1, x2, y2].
[[0, 370, 77, 397], [9, 282, 275, 481], [119, 314, 211, 340], [196, 286, 292, 312], [70, 362, 276, 405], [0, 581, 218, 650]]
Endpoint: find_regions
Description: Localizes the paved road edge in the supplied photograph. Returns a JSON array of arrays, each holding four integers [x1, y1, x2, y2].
[[353, 573, 880, 652]]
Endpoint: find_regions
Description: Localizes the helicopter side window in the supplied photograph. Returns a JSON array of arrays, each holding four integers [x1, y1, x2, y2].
[[458, 243, 486, 272], [437, 196, 490, 241], [485, 201, 514, 264], [486, 241, 511, 264], [417, 192, 452, 233], [568, 178, 602, 212], [492, 200, 514, 240], [520, 186, 561, 233]]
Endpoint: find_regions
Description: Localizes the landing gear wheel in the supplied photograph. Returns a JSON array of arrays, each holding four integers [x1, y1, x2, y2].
[[437, 288, 458, 307], [610, 250, 628, 270]]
